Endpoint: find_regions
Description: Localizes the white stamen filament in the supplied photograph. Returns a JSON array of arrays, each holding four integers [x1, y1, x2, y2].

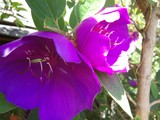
[[59, 68, 67, 74]]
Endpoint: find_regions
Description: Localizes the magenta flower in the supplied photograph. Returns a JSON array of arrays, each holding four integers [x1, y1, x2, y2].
[[0, 32, 101, 120], [76, 7, 138, 75]]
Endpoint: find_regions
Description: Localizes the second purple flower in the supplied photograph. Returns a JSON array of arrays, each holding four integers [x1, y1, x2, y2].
[[76, 6, 138, 75]]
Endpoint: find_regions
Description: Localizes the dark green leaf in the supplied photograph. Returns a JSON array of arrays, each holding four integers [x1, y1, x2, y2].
[[16, 7, 27, 11], [44, 18, 59, 28], [1, 13, 10, 20], [44, 18, 65, 34], [0, 93, 16, 114], [151, 81, 159, 99], [155, 70, 160, 84], [14, 18, 25, 27], [32, 12, 46, 31], [98, 72, 133, 118], [58, 17, 68, 32], [45, 0, 66, 19], [11, 2, 22, 7], [69, 0, 106, 28], [32, 12, 65, 34], [26, 0, 54, 20], [67, 0, 76, 8], [26, 0, 66, 20], [69, 7, 79, 28]]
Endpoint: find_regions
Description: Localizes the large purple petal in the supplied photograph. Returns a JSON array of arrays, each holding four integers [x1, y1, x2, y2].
[[0, 61, 41, 109], [76, 17, 98, 50], [39, 59, 100, 120], [0, 38, 30, 57], [79, 32, 113, 73]]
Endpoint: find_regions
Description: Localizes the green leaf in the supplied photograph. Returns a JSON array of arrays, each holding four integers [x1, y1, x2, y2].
[[76, 0, 106, 21], [26, 0, 54, 20], [45, 0, 66, 19], [58, 17, 68, 32], [98, 72, 133, 118], [14, 18, 25, 27], [104, 0, 115, 7], [0, 93, 16, 114], [70, 0, 106, 27], [11, 2, 23, 7], [69, 7, 80, 28], [157, 111, 160, 120], [151, 81, 159, 99], [32, 11, 65, 34], [67, 0, 76, 8], [32, 12, 46, 31], [44, 18, 59, 29], [0, 13, 10, 20], [16, 7, 27, 11], [44, 18, 65, 34], [155, 70, 160, 84], [26, 0, 66, 20]]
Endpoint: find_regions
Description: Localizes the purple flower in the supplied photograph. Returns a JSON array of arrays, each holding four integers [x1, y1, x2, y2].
[[76, 7, 138, 75], [129, 79, 137, 87], [0, 32, 101, 120]]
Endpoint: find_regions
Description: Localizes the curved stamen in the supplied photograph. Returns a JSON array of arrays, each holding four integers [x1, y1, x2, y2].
[[16, 57, 31, 74], [45, 45, 51, 54], [39, 61, 43, 75], [22, 45, 59, 80], [45, 62, 53, 80]]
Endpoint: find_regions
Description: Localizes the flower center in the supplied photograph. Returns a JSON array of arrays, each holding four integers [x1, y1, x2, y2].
[[17, 45, 60, 82], [92, 21, 113, 37], [91, 20, 124, 49]]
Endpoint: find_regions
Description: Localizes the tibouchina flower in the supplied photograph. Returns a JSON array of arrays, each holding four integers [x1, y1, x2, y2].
[[0, 32, 101, 120], [76, 7, 138, 75]]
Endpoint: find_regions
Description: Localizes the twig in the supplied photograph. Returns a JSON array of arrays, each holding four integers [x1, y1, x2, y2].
[[126, 92, 137, 107], [150, 99, 160, 108], [44, 19, 65, 35], [130, 19, 142, 34], [115, 106, 127, 120]]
